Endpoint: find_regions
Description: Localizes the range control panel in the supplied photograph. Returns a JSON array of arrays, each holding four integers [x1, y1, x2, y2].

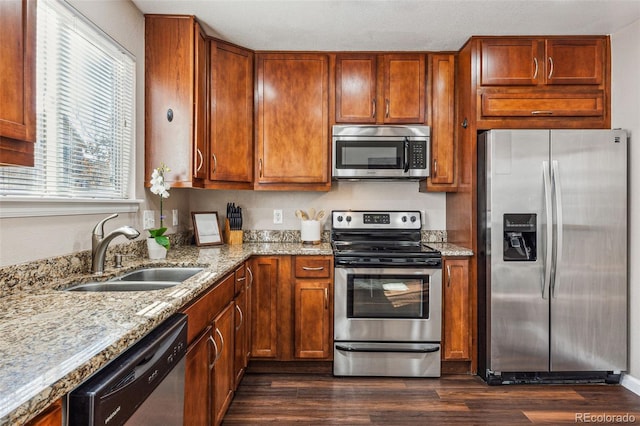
[[332, 210, 422, 230]]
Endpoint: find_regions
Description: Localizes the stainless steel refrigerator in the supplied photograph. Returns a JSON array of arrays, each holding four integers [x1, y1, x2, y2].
[[477, 129, 628, 384]]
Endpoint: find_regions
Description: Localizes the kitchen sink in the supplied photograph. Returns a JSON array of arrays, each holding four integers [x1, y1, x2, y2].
[[63, 266, 205, 292], [113, 267, 204, 283], [64, 281, 181, 292]]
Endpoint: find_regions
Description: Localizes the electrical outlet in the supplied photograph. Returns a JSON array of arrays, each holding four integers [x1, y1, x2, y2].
[[273, 209, 283, 224], [172, 209, 179, 226], [143, 210, 155, 230]]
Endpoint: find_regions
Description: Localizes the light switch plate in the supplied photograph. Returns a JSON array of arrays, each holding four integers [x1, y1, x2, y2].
[[172, 209, 179, 226], [143, 210, 155, 230]]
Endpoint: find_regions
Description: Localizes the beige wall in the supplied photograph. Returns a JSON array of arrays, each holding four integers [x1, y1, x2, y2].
[[188, 182, 446, 232], [612, 18, 640, 386]]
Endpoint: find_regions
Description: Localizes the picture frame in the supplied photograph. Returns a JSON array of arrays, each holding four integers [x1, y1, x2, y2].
[[191, 211, 223, 246]]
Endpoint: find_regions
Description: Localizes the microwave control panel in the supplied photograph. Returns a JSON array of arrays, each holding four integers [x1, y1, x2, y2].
[[410, 141, 427, 169]]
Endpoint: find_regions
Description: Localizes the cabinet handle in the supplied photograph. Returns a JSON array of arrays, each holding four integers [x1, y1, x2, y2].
[[196, 149, 204, 172], [533, 57, 539, 80], [548, 57, 554, 79], [325, 288, 329, 310], [259, 159, 263, 178], [372, 98, 376, 118], [433, 159, 438, 178], [531, 110, 553, 115], [211, 153, 217, 174], [385, 99, 390, 118], [447, 265, 451, 287], [237, 276, 246, 282], [208, 335, 219, 369], [302, 266, 324, 271], [214, 328, 224, 365], [247, 266, 253, 288], [235, 304, 244, 330]]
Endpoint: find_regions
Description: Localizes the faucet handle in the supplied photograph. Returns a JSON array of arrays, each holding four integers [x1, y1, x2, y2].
[[92, 213, 118, 238]]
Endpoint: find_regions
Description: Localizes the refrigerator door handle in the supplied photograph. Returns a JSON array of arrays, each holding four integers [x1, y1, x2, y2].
[[551, 160, 563, 298], [542, 161, 553, 299]]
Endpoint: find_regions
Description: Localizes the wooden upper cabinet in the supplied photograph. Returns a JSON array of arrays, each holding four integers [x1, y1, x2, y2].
[[145, 15, 207, 187], [207, 40, 253, 188], [0, 0, 36, 167], [335, 54, 377, 123], [256, 53, 330, 190], [480, 38, 540, 86], [382, 54, 426, 123], [544, 38, 604, 85], [335, 53, 426, 124], [426, 53, 456, 191], [480, 37, 605, 87]]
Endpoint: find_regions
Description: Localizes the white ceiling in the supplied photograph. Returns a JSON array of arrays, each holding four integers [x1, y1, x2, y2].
[[131, 0, 640, 52]]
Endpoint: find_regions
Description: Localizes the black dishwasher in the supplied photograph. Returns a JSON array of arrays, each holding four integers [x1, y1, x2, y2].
[[68, 313, 187, 426]]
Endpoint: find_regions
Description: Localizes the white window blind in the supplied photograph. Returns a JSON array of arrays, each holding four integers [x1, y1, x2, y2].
[[0, 0, 135, 200]]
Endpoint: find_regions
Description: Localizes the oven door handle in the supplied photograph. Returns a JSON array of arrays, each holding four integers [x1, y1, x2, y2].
[[335, 343, 440, 354]]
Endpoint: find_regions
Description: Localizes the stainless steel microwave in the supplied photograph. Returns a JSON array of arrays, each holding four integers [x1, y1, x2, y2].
[[332, 125, 430, 179]]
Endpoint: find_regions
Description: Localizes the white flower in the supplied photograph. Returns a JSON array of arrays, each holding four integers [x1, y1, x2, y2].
[[150, 165, 170, 198]]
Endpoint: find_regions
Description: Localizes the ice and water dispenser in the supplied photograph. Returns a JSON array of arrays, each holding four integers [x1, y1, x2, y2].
[[503, 214, 537, 261]]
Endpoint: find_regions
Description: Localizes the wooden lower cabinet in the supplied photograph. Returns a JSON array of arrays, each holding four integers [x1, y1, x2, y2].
[[233, 263, 251, 388], [251, 255, 333, 361], [181, 269, 237, 425], [212, 302, 235, 426], [184, 327, 211, 425], [293, 256, 333, 359], [25, 399, 61, 426], [442, 257, 471, 361]]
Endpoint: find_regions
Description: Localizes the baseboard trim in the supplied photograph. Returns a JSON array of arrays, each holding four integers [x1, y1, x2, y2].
[[621, 373, 640, 396]]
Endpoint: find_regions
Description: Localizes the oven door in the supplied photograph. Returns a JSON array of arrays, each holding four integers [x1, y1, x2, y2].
[[334, 267, 442, 342]]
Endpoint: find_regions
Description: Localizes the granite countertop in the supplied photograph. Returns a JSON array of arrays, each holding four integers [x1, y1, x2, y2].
[[0, 240, 471, 425]]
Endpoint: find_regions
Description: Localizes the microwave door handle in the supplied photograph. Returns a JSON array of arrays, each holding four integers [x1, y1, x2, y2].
[[403, 138, 409, 172]]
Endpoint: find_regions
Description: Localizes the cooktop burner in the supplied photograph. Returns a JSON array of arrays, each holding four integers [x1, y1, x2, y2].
[[331, 210, 441, 267]]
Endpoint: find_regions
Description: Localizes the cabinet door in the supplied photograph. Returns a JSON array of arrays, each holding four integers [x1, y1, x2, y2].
[[442, 258, 471, 360], [212, 302, 235, 426], [428, 54, 456, 189], [233, 285, 248, 389], [544, 38, 604, 85], [382, 54, 426, 123], [256, 54, 330, 188], [0, 0, 36, 167], [145, 16, 202, 188], [184, 328, 211, 425], [294, 280, 331, 359], [192, 23, 207, 180], [25, 399, 61, 426], [335, 54, 377, 123], [208, 41, 253, 186], [480, 38, 540, 86], [250, 257, 281, 358]]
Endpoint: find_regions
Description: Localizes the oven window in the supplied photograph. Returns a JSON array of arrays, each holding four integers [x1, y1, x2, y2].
[[335, 141, 402, 169], [347, 274, 429, 319]]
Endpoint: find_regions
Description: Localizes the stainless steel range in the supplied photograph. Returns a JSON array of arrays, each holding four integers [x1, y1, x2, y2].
[[331, 210, 442, 377]]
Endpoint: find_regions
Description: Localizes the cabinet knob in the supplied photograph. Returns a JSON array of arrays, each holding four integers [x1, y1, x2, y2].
[[461, 118, 468, 129], [167, 108, 174, 122]]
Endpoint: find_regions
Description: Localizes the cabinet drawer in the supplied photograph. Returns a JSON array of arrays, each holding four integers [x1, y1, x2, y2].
[[234, 263, 246, 294], [294, 256, 331, 278], [480, 92, 604, 117], [182, 272, 234, 343]]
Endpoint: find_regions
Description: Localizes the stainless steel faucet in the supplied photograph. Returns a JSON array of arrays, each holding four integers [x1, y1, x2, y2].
[[92, 213, 140, 274]]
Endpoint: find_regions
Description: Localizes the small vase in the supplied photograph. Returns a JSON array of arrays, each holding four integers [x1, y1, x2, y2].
[[147, 237, 167, 260]]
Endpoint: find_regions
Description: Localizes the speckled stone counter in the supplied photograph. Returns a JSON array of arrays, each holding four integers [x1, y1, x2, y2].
[[0, 242, 332, 425], [0, 237, 471, 425]]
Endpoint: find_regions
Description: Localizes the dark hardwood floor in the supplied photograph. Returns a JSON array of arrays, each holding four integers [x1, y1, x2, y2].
[[223, 373, 640, 425]]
